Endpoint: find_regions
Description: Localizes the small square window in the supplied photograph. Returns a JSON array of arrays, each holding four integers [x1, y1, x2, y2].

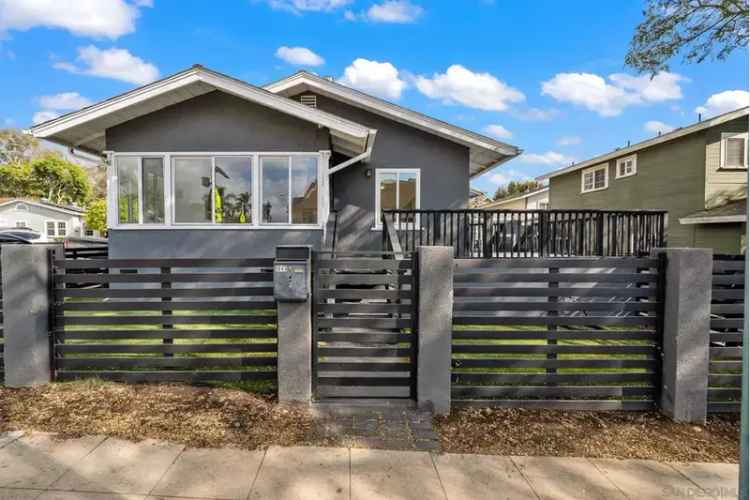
[[616, 154, 637, 179], [46, 221, 56, 237], [581, 164, 608, 193], [85, 229, 95, 237], [16, 220, 27, 228], [721, 133, 747, 169], [57, 222, 67, 236]]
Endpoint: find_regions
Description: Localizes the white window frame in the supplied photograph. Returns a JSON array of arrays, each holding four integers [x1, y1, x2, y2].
[[57, 221, 67, 237], [46, 220, 56, 237], [109, 151, 324, 230], [615, 154, 637, 179], [720, 132, 748, 169], [15, 220, 28, 228], [374, 168, 421, 229], [581, 164, 608, 194]]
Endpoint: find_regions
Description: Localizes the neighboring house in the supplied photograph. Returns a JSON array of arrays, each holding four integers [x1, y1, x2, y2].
[[539, 108, 748, 254], [479, 186, 549, 210], [468, 188, 491, 208], [29, 65, 520, 258], [0, 199, 100, 241]]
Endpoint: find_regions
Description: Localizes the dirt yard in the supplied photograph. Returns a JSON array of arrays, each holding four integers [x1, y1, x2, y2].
[[0, 381, 740, 463], [435, 407, 740, 463]]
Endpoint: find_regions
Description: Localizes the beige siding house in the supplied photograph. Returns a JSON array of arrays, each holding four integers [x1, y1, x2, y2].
[[539, 108, 748, 254], [479, 187, 549, 210]]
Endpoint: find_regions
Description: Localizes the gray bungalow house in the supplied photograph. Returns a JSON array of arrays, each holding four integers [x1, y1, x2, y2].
[[29, 65, 520, 258]]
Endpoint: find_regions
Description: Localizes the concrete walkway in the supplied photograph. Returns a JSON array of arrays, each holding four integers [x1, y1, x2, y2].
[[0, 431, 738, 500]]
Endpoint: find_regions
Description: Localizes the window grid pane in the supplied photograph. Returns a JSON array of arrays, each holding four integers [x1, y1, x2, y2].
[[142, 158, 165, 224], [215, 157, 253, 224], [117, 157, 140, 224], [291, 156, 318, 224], [173, 158, 212, 223], [261, 157, 290, 224]]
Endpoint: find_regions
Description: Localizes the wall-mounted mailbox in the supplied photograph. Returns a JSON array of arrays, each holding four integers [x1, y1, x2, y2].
[[274, 246, 311, 302]]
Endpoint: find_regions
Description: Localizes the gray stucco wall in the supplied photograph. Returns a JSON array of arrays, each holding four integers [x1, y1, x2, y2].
[[108, 229, 322, 259], [106, 90, 328, 258], [300, 93, 470, 251]]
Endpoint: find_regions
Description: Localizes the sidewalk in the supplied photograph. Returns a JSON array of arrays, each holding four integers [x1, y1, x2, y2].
[[0, 431, 739, 500]]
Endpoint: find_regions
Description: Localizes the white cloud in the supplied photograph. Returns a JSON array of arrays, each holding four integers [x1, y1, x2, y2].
[[366, 1, 423, 23], [38, 92, 91, 111], [541, 71, 686, 117], [264, 0, 351, 14], [515, 107, 558, 121], [275, 46, 324, 66], [519, 151, 576, 166], [695, 90, 750, 117], [609, 72, 687, 102], [556, 135, 581, 146], [32, 110, 60, 124], [338, 58, 406, 100], [0, 0, 149, 39], [54, 45, 159, 85], [483, 124, 512, 139], [488, 168, 531, 186], [644, 120, 675, 135], [415, 64, 524, 112]]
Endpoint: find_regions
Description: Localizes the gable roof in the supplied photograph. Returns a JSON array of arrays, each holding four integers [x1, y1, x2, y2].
[[0, 198, 85, 216], [538, 107, 749, 181], [264, 70, 521, 178], [29, 65, 376, 158], [479, 186, 549, 209]]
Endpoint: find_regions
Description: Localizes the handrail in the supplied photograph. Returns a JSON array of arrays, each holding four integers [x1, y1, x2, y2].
[[381, 209, 667, 258], [381, 213, 405, 260]]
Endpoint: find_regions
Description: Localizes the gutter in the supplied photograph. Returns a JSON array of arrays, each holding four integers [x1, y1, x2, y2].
[[328, 129, 378, 176]]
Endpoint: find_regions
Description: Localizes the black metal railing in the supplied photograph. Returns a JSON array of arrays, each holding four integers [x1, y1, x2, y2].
[[382, 209, 667, 258]]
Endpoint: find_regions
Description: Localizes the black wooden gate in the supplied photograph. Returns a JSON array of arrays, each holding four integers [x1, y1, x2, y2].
[[312, 251, 417, 400]]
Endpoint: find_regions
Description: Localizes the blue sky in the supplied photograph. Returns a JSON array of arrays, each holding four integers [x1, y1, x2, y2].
[[1, 0, 747, 194]]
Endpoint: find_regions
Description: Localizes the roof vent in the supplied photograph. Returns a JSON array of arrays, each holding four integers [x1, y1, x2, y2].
[[323, 76, 334, 82], [299, 94, 317, 109]]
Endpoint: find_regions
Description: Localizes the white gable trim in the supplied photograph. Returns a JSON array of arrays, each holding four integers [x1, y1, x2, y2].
[[0, 199, 85, 217], [30, 66, 374, 156]]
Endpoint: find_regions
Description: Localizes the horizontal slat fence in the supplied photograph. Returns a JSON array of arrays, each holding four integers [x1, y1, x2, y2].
[[382, 209, 666, 258], [313, 251, 416, 400], [451, 256, 664, 410], [53, 258, 277, 385], [708, 254, 745, 413]]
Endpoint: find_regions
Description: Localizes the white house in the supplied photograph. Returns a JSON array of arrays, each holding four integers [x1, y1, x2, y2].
[[0, 199, 100, 242]]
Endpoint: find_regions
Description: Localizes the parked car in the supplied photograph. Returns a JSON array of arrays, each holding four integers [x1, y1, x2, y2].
[[0, 227, 42, 244]]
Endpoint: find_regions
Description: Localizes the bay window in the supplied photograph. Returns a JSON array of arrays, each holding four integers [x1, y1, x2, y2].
[[113, 152, 321, 227]]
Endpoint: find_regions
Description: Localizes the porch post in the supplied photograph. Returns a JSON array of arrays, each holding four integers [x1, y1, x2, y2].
[[416, 246, 453, 415]]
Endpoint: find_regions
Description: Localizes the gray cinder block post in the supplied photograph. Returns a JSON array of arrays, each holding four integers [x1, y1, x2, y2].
[[417, 246, 453, 415], [1, 245, 56, 387], [653, 248, 713, 423], [274, 246, 312, 403]]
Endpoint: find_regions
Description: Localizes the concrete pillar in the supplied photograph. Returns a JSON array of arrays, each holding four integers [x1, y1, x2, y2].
[[417, 246, 453, 415], [275, 246, 312, 403], [653, 248, 713, 423], [1, 245, 56, 387]]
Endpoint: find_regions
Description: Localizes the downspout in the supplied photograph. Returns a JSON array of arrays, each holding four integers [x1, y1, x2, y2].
[[328, 129, 378, 176]]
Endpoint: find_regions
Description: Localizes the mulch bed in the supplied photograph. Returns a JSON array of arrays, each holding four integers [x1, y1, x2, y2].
[[0, 381, 740, 463], [435, 407, 740, 463]]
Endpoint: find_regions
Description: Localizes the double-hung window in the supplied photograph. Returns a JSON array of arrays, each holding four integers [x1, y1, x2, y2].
[[45, 220, 68, 237], [581, 164, 608, 193], [375, 169, 420, 228], [720, 132, 748, 169]]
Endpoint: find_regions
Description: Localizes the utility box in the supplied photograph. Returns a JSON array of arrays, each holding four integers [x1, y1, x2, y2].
[[274, 246, 311, 302]]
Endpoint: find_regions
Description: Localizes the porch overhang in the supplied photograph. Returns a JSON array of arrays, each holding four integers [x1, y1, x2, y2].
[[28, 65, 375, 159]]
